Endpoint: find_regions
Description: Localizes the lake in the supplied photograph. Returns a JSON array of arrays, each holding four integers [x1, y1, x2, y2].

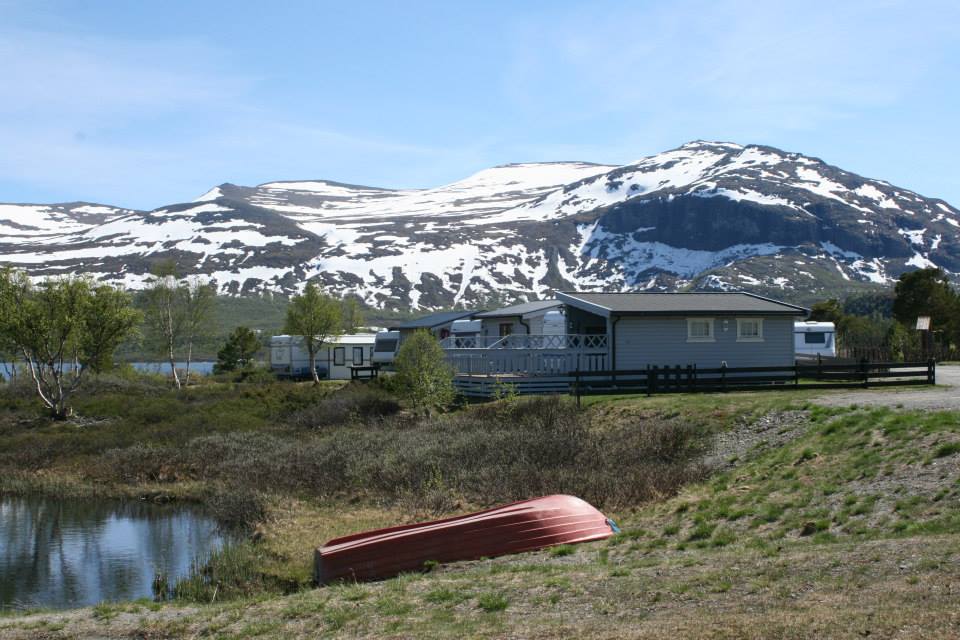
[[0, 496, 228, 611], [0, 361, 216, 377]]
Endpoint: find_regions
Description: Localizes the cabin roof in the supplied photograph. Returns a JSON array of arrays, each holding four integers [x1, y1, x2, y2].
[[473, 299, 561, 319], [558, 292, 808, 317], [392, 310, 477, 330], [271, 334, 377, 344]]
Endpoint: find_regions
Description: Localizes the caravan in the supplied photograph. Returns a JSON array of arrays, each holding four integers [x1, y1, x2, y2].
[[794, 321, 837, 359], [270, 334, 377, 379], [372, 330, 401, 366]]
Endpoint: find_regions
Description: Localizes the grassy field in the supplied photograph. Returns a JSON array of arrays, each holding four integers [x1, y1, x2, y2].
[[1, 376, 959, 638]]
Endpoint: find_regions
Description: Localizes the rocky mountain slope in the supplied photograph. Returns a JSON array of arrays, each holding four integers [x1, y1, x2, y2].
[[1, 141, 957, 309]]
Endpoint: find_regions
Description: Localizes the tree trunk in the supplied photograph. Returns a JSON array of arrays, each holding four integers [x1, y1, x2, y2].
[[309, 347, 320, 386], [165, 301, 181, 389], [184, 336, 193, 387], [168, 337, 181, 390]]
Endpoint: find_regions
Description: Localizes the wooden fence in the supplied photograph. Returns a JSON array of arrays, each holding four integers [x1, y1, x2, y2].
[[569, 360, 936, 404], [453, 360, 936, 399]]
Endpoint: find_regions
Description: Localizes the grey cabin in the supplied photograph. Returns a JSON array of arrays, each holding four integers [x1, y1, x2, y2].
[[444, 291, 808, 378]]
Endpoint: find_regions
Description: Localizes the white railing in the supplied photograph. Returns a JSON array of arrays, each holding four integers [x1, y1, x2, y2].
[[446, 349, 608, 376], [440, 334, 607, 350]]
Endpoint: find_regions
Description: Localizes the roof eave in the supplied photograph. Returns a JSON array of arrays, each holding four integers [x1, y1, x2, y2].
[[556, 292, 612, 318], [609, 309, 807, 317]]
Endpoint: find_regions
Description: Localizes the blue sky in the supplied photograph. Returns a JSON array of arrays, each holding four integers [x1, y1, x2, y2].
[[1, 0, 958, 210]]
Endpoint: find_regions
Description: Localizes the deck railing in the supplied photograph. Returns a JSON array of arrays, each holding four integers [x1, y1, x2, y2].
[[440, 334, 607, 350], [446, 349, 608, 376]]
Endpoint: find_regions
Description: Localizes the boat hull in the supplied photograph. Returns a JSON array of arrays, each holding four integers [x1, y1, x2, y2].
[[314, 494, 617, 584]]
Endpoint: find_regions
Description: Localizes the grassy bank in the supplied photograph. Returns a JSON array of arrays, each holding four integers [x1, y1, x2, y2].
[[0, 374, 765, 598], [1, 391, 959, 638]]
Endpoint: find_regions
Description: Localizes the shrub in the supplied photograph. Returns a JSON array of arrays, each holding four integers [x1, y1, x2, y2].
[[83, 395, 708, 512], [392, 330, 456, 411], [204, 486, 268, 532], [214, 326, 262, 374], [288, 383, 401, 429]]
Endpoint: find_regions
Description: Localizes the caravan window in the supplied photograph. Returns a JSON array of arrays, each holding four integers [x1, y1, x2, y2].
[[375, 339, 398, 353], [804, 332, 826, 344], [334, 347, 345, 366], [352, 346, 364, 363]]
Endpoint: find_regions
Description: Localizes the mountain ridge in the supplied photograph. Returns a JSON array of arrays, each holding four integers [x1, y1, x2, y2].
[[0, 141, 957, 308]]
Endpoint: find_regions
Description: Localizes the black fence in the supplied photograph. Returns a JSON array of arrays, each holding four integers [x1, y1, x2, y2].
[[570, 360, 936, 403]]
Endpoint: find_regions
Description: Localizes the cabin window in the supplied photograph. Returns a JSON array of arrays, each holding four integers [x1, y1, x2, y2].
[[686, 318, 714, 342], [352, 346, 364, 363], [804, 332, 826, 344], [333, 347, 345, 366], [737, 318, 764, 342], [499, 323, 513, 337]]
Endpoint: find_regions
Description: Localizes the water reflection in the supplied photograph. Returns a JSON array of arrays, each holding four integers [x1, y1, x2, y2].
[[0, 496, 226, 611]]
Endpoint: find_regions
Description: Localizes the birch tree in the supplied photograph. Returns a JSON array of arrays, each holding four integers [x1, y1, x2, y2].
[[283, 283, 342, 385], [142, 270, 185, 388], [181, 277, 216, 386], [141, 265, 216, 389], [0, 270, 140, 419], [341, 297, 364, 333]]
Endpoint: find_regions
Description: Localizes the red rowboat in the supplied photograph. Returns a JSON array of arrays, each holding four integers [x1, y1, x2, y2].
[[314, 494, 619, 584]]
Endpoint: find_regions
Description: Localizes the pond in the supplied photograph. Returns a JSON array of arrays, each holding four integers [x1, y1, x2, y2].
[[0, 496, 228, 611]]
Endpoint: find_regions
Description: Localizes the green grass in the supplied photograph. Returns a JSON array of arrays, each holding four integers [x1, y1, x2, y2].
[[628, 406, 960, 550], [476, 592, 509, 613], [549, 544, 576, 557]]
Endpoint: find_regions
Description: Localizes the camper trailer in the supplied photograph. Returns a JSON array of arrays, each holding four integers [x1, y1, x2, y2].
[[271, 334, 377, 379], [794, 321, 837, 359], [372, 330, 401, 367]]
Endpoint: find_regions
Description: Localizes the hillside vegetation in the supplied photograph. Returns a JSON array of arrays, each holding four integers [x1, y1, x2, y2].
[[2, 377, 959, 638]]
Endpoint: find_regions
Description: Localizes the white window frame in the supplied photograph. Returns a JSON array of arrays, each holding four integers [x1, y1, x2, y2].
[[686, 317, 715, 342], [736, 317, 764, 342]]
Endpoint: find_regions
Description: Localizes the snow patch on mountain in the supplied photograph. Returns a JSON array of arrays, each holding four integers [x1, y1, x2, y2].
[[1, 141, 958, 307]]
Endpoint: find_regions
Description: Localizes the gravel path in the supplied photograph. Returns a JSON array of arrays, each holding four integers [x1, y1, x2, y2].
[[815, 364, 960, 410]]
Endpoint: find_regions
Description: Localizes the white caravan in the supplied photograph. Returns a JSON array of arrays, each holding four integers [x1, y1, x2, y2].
[[372, 330, 401, 366], [794, 321, 837, 359], [270, 334, 377, 379]]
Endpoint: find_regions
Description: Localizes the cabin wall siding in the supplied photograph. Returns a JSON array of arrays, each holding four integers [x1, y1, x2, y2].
[[527, 315, 545, 335], [614, 316, 796, 369]]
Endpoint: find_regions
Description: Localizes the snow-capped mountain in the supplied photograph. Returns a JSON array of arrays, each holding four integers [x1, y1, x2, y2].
[[1, 141, 957, 308]]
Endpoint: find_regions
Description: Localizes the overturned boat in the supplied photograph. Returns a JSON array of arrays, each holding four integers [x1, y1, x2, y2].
[[314, 494, 619, 584]]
